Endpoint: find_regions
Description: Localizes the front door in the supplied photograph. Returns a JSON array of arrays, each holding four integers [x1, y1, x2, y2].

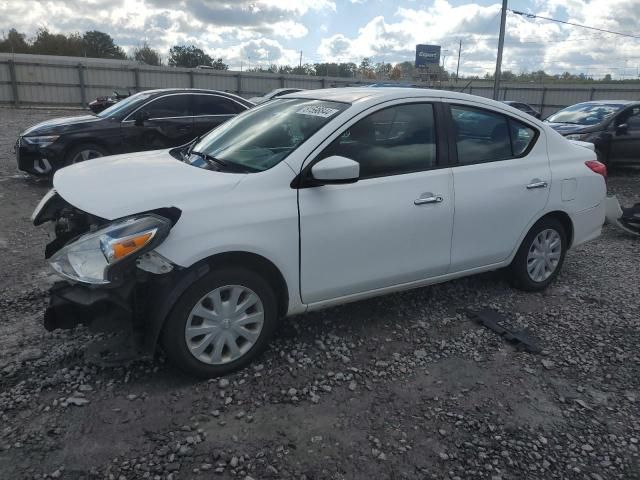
[[121, 93, 194, 152], [609, 106, 640, 163], [298, 102, 454, 304], [447, 103, 551, 271]]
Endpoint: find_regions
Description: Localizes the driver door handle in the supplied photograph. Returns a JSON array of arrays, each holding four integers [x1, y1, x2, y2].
[[414, 193, 443, 205], [526, 180, 548, 189]]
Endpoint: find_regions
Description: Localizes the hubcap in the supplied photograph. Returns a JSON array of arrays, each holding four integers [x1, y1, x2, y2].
[[71, 149, 103, 164], [185, 285, 264, 365], [526, 228, 562, 282]]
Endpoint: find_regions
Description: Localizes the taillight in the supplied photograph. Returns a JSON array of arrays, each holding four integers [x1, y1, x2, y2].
[[585, 160, 607, 178]]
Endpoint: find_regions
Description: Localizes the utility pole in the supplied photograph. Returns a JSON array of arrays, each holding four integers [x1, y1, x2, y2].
[[493, 0, 508, 100], [299, 50, 302, 69], [455, 39, 462, 83]]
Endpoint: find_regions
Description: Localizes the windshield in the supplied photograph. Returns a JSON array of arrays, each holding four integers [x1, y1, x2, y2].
[[546, 103, 624, 126], [188, 98, 349, 172], [96, 91, 155, 118]]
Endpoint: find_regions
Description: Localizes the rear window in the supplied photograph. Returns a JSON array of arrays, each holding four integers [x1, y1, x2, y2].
[[451, 105, 537, 164]]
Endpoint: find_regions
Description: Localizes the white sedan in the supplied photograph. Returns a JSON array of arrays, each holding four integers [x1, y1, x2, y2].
[[33, 88, 606, 377]]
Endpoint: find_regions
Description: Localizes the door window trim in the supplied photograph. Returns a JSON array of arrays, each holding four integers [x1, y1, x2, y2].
[[122, 93, 248, 123], [445, 102, 540, 167], [292, 99, 450, 188]]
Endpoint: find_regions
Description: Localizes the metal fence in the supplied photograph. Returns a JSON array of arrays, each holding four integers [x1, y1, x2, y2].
[[2, 53, 640, 117]]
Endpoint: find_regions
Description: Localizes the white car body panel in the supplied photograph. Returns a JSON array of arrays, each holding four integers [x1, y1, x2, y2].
[[50, 87, 606, 316]]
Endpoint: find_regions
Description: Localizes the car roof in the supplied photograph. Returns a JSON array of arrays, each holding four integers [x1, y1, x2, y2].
[[284, 87, 518, 107], [576, 99, 639, 105], [136, 88, 252, 105]]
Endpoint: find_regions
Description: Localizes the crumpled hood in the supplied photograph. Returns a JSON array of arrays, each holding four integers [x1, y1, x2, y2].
[[53, 149, 244, 220], [22, 115, 104, 136]]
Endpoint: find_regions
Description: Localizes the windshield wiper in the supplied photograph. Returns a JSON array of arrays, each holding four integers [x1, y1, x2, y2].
[[190, 151, 255, 173]]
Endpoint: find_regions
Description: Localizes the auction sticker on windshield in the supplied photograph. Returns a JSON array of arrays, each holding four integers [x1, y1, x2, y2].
[[296, 105, 340, 118]]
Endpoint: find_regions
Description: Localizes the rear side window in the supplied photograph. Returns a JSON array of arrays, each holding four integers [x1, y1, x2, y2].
[[144, 95, 191, 119], [194, 95, 245, 116], [451, 105, 536, 164], [320, 103, 437, 178]]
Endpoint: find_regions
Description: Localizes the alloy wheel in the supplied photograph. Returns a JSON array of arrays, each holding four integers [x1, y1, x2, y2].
[[71, 149, 104, 163]]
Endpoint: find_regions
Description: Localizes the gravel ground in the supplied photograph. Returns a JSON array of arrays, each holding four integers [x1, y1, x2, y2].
[[0, 106, 639, 480]]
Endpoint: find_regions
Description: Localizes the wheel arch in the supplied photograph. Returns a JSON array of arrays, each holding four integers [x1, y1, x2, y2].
[[145, 250, 290, 353], [62, 139, 112, 163], [203, 251, 289, 319], [539, 210, 574, 248]]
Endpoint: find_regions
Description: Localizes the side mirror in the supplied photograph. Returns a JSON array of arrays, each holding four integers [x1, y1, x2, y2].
[[616, 123, 628, 134], [134, 110, 149, 126], [311, 155, 359, 185]]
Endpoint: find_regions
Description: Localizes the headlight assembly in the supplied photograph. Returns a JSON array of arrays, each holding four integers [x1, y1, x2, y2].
[[49, 215, 172, 284], [23, 135, 60, 147]]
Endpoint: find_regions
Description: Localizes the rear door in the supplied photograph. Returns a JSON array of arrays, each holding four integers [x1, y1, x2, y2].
[[121, 94, 194, 151], [609, 106, 640, 163], [192, 94, 247, 138], [447, 103, 550, 271]]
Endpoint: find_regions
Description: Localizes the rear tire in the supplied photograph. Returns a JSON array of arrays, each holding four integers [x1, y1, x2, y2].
[[508, 217, 567, 292], [161, 267, 279, 378]]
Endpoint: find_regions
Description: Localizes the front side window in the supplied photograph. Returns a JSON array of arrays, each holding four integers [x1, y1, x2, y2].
[[189, 99, 349, 172], [194, 95, 244, 116], [144, 95, 191, 119], [451, 106, 537, 164], [97, 91, 154, 119], [319, 103, 437, 178], [617, 106, 640, 130]]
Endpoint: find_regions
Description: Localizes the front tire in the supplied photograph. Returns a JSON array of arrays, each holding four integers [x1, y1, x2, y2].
[[508, 217, 567, 292], [161, 267, 279, 378], [66, 143, 108, 166]]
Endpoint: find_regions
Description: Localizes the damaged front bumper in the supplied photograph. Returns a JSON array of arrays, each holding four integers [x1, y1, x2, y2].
[[34, 189, 188, 358], [44, 280, 136, 332]]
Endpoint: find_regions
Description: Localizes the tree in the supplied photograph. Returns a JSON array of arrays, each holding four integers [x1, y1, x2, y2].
[[603, 74, 612, 82], [168, 45, 213, 68], [82, 31, 126, 59], [389, 64, 403, 80], [357, 58, 376, 79], [0, 28, 30, 53], [211, 57, 229, 70], [133, 42, 161, 66], [31, 29, 84, 56]]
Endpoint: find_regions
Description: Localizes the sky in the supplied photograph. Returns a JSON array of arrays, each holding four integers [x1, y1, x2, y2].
[[0, 0, 639, 78]]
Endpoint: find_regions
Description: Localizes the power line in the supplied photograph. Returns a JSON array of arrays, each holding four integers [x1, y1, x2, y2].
[[509, 9, 640, 40]]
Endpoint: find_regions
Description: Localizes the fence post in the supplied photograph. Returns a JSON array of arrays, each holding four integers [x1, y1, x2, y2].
[[540, 87, 547, 116], [134, 68, 140, 92], [322, 77, 327, 89], [236, 73, 242, 96], [7, 60, 19, 107], [589, 87, 595, 100], [503, 87, 508, 100], [189, 70, 195, 88], [280, 76, 285, 88], [78, 63, 87, 108]]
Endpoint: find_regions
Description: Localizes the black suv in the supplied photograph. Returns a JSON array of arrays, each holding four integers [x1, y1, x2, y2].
[[545, 100, 640, 166], [16, 88, 253, 176]]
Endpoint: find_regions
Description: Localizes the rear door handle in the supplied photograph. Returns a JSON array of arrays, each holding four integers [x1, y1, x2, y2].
[[526, 180, 548, 189], [414, 193, 443, 205]]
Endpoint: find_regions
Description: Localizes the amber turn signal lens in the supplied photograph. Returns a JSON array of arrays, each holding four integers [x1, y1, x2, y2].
[[111, 232, 154, 260]]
